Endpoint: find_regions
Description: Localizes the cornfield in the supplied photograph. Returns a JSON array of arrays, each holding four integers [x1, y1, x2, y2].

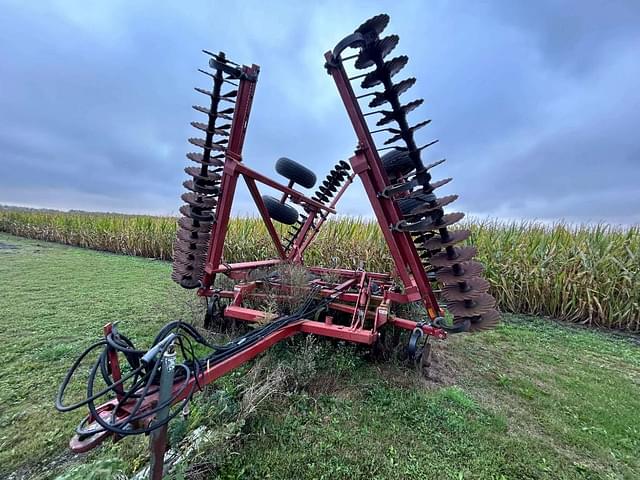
[[1, 209, 638, 332]]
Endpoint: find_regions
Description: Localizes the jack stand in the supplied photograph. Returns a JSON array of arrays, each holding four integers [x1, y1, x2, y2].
[[149, 343, 176, 480]]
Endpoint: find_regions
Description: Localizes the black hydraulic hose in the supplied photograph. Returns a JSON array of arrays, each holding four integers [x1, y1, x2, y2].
[[57, 283, 347, 437], [56, 340, 144, 412]]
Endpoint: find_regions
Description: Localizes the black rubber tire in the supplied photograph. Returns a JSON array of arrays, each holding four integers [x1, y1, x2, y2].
[[275, 157, 317, 189], [262, 195, 299, 225], [381, 149, 415, 179]]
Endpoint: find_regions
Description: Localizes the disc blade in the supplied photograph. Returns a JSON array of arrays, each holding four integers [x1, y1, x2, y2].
[[171, 259, 204, 277], [186, 152, 224, 167], [361, 56, 409, 89], [386, 55, 409, 78], [173, 247, 207, 264], [181, 192, 217, 209], [179, 205, 215, 222], [178, 216, 213, 232], [416, 228, 470, 250], [192, 105, 233, 120], [441, 277, 491, 302], [468, 309, 501, 332], [188, 138, 226, 152], [397, 211, 464, 233], [429, 245, 478, 267], [435, 260, 485, 284], [355, 34, 399, 69], [447, 293, 496, 317], [191, 122, 230, 136], [184, 166, 221, 183], [194, 86, 214, 96], [407, 194, 458, 216], [355, 14, 390, 36], [176, 227, 210, 245], [183, 180, 219, 195]]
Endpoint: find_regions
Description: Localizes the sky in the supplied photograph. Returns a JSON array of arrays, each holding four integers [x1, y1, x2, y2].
[[0, 0, 638, 224]]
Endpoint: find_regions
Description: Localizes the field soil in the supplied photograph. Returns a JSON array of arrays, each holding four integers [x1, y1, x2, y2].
[[1, 233, 639, 480]]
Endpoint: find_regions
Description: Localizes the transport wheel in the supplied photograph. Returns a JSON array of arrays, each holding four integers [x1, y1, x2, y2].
[[275, 157, 317, 188], [262, 195, 299, 225], [381, 149, 414, 179]]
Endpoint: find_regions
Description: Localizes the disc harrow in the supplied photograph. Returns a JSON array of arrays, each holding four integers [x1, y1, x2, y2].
[[56, 15, 501, 466], [330, 13, 500, 331]]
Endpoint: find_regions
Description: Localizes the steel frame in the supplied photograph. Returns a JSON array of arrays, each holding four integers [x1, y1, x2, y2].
[[193, 52, 444, 343]]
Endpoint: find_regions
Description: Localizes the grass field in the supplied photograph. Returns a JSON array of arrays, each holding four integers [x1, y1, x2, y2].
[[1, 232, 639, 480], [1, 209, 639, 332]]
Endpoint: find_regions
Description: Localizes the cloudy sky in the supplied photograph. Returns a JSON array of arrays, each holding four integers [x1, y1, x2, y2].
[[0, 0, 638, 224]]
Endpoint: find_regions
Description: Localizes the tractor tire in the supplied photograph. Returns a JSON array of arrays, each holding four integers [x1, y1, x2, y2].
[[275, 157, 317, 189], [262, 195, 299, 225], [381, 149, 414, 179]]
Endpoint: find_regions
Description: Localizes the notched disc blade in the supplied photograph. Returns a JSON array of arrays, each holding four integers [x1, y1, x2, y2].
[[181, 192, 217, 210], [355, 34, 399, 69], [468, 309, 501, 332], [184, 166, 221, 183], [178, 216, 213, 232], [418, 228, 470, 250], [171, 258, 204, 278], [369, 78, 416, 108], [441, 277, 490, 302], [191, 122, 230, 136], [393, 77, 416, 97], [399, 99, 424, 116], [361, 70, 383, 89], [400, 211, 464, 233], [435, 260, 485, 284], [361, 55, 408, 89], [171, 260, 205, 288], [171, 272, 202, 290], [376, 111, 398, 126], [194, 87, 213, 97], [176, 227, 210, 245], [408, 194, 458, 216], [355, 14, 390, 36], [447, 293, 496, 318], [385, 55, 409, 78], [429, 245, 478, 267], [186, 152, 224, 167], [173, 247, 207, 264], [407, 179, 452, 198], [427, 178, 453, 191], [179, 204, 215, 222], [192, 105, 233, 120], [424, 158, 446, 171], [188, 138, 226, 152], [183, 180, 220, 195]]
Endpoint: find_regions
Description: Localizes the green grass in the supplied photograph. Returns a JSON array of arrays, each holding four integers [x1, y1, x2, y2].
[[1, 233, 639, 479], [1, 209, 639, 331]]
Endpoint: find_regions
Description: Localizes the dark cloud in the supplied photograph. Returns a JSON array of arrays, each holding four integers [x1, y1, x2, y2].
[[0, 0, 638, 223]]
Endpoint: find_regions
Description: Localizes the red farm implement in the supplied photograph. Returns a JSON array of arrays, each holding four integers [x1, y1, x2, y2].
[[56, 14, 499, 477]]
